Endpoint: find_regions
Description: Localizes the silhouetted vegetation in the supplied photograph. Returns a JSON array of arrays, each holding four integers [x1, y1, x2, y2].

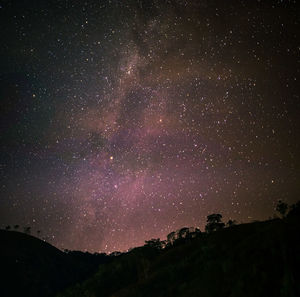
[[287, 201, 300, 217], [144, 238, 164, 249], [1, 224, 44, 240], [276, 200, 289, 218], [1, 201, 299, 297], [55, 205, 299, 297], [165, 227, 202, 249], [23, 226, 31, 235], [226, 219, 237, 227], [205, 213, 225, 233]]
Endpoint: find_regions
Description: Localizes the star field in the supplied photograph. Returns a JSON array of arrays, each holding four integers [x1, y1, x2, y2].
[[0, 0, 299, 252]]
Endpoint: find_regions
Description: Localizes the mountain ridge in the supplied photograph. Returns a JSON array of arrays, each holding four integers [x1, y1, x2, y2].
[[0, 210, 299, 297]]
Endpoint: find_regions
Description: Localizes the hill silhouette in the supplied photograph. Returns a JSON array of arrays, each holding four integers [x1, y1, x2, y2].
[[0, 206, 299, 297], [0, 230, 109, 297], [58, 211, 300, 297]]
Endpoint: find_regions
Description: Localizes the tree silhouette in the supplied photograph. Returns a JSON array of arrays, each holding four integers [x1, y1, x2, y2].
[[167, 231, 176, 245], [288, 200, 300, 217], [178, 227, 190, 239], [14, 224, 20, 230], [276, 200, 288, 218], [24, 226, 31, 235], [144, 238, 163, 249], [110, 251, 122, 257], [191, 227, 202, 238], [226, 219, 237, 227], [205, 213, 225, 233], [5, 225, 11, 231]]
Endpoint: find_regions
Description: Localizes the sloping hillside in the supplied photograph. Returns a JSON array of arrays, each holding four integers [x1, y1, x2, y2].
[[0, 230, 107, 297], [59, 214, 300, 297], [1, 210, 299, 297]]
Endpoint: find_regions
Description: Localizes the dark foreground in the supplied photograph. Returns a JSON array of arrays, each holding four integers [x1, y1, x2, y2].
[[1, 209, 299, 297]]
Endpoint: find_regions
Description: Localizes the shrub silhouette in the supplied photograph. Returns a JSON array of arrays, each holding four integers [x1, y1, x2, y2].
[[24, 226, 31, 235], [276, 200, 288, 218], [288, 201, 300, 217], [167, 231, 176, 245], [205, 213, 225, 233], [226, 219, 236, 227], [144, 238, 163, 249]]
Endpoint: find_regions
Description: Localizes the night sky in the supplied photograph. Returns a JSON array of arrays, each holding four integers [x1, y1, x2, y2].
[[0, 0, 299, 253]]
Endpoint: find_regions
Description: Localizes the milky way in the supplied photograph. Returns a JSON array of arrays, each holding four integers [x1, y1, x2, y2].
[[0, 0, 299, 252]]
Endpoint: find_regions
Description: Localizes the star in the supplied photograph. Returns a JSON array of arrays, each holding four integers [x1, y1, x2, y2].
[[0, 0, 298, 253]]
